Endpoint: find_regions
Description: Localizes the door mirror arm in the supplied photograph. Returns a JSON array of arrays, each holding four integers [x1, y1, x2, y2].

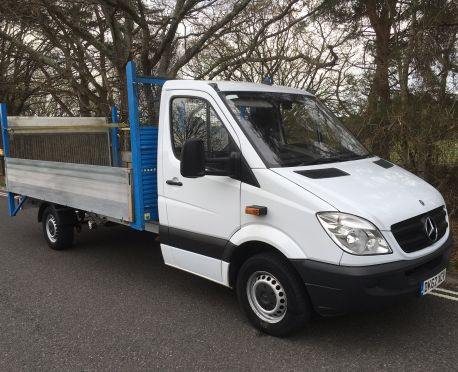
[[181, 138, 241, 179], [229, 151, 241, 178], [205, 152, 241, 178]]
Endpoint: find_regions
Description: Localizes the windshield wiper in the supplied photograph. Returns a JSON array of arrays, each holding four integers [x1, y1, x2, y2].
[[302, 158, 344, 165], [293, 153, 372, 166]]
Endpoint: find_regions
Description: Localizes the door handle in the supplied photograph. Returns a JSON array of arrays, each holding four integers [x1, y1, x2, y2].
[[166, 179, 183, 186]]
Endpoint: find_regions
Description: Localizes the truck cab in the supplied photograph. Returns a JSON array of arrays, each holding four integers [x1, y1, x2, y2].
[[157, 80, 452, 335]]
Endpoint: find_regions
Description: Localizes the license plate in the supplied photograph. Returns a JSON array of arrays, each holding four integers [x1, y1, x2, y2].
[[420, 268, 446, 296]]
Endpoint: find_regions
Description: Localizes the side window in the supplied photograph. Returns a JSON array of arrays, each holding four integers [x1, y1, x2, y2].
[[170, 97, 236, 161]]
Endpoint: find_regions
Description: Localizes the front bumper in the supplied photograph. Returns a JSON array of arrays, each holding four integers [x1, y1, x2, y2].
[[291, 233, 453, 316]]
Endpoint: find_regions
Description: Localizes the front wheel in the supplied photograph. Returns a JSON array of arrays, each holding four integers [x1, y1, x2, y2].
[[236, 253, 312, 337], [42, 207, 74, 250]]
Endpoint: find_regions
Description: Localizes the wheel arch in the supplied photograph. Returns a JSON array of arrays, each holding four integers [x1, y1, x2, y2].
[[226, 240, 293, 288], [38, 202, 77, 225], [226, 225, 307, 287], [37, 202, 52, 223]]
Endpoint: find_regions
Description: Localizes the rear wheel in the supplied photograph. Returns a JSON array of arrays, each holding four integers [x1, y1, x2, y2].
[[236, 253, 311, 337], [42, 207, 74, 250]]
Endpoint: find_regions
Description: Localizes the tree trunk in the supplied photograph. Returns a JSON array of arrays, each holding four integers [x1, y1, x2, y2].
[[365, 0, 397, 158]]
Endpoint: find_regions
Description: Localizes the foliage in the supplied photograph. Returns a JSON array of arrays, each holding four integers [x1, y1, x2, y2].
[[0, 0, 457, 216]]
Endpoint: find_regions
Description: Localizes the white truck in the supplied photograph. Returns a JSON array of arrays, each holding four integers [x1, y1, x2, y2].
[[1, 62, 452, 336]]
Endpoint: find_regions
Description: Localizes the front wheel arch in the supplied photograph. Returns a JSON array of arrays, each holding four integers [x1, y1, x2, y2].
[[227, 241, 302, 289]]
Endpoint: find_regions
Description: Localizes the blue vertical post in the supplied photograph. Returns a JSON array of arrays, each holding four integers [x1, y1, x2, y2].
[[0, 103, 16, 216], [126, 61, 145, 230], [111, 106, 121, 167]]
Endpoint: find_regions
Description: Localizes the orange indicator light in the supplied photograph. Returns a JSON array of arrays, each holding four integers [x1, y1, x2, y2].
[[245, 205, 268, 216]]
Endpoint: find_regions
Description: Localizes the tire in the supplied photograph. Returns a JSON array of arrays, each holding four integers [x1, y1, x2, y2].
[[42, 207, 74, 250], [236, 253, 311, 337]]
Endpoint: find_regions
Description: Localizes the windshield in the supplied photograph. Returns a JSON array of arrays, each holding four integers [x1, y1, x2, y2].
[[223, 92, 370, 167]]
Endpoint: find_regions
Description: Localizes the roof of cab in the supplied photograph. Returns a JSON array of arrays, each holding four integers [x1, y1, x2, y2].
[[162, 79, 314, 96]]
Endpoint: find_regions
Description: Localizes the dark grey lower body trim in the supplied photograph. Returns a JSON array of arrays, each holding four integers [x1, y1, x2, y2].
[[160, 225, 234, 261]]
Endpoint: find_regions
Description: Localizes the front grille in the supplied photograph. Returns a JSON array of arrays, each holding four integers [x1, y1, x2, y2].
[[391, 206, 448, 253]]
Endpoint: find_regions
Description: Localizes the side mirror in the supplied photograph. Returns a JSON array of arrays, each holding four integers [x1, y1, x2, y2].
[[180, 139, 205, 178]]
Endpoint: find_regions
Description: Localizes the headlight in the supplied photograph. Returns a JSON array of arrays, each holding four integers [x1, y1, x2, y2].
[[316, 212, 392, 255]]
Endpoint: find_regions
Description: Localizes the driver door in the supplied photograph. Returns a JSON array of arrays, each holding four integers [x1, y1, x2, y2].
[[160, 90, 241, 284]]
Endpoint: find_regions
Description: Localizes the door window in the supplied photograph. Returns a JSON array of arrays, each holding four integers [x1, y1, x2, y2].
[[170, 97, 236, 162]]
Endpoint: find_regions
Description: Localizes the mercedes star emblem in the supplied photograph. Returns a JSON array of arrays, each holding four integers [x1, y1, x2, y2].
[[424, 217, 438, 242]]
